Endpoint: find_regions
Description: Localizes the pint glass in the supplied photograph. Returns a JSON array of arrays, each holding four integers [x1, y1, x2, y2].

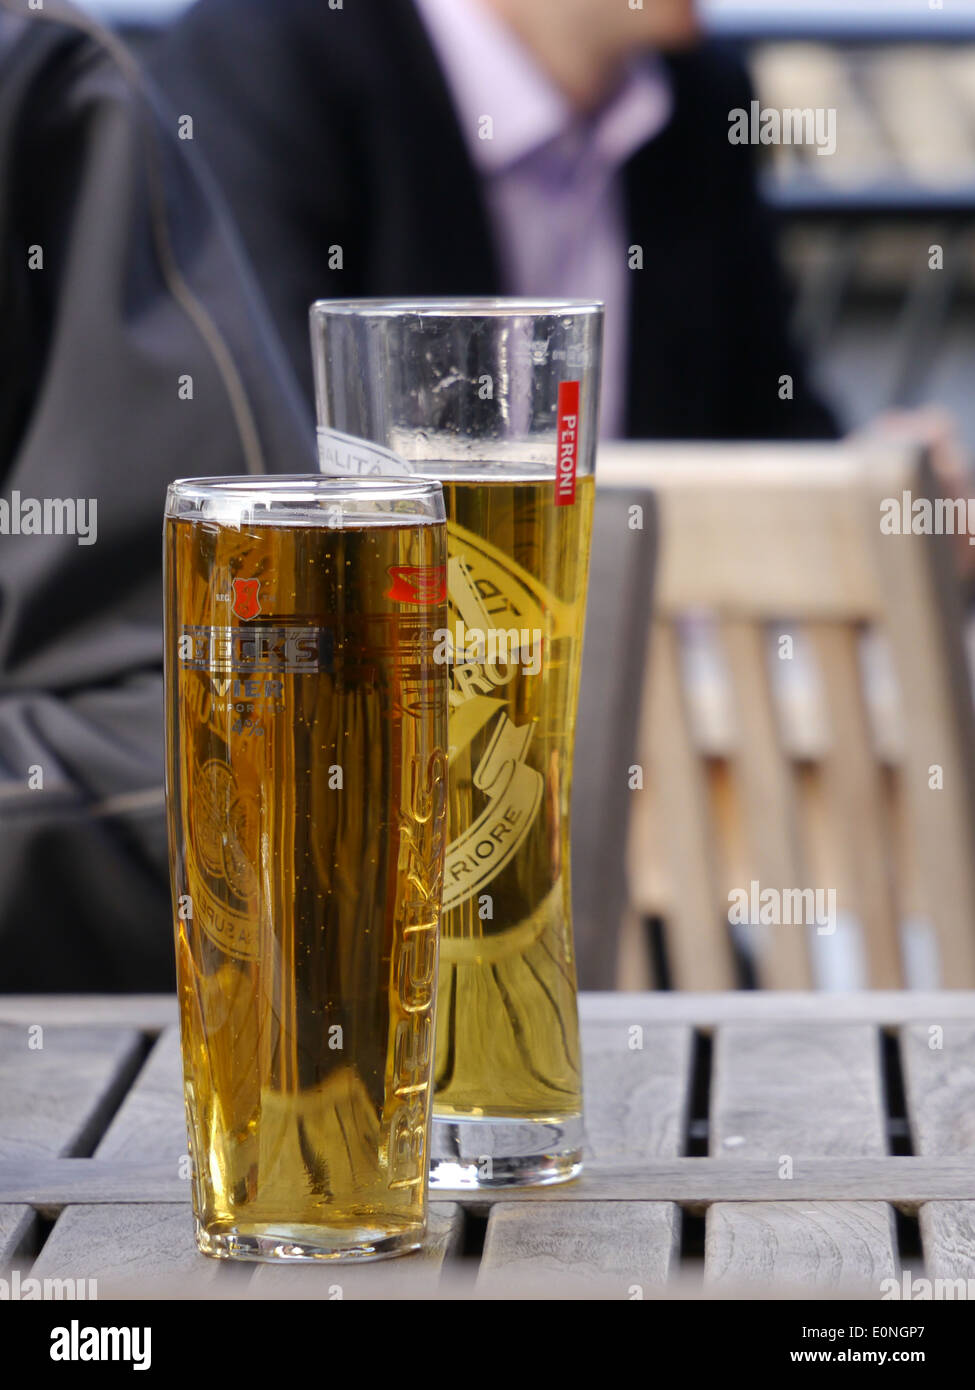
[[311, 301, 603, 1186], [164, 475, 448, 1259]]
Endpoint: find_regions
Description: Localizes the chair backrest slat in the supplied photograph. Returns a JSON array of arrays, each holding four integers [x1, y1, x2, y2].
[[808, 621, 904, 988], [642, 622, 738, 989], [596, 440, 975, 991], [720, 618, 813, 989], [571, 484, 658, 989], [864, 451, 975, 984]]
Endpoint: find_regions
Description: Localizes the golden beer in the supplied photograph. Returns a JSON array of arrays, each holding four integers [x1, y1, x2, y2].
[[164, 479, 448, 1260], [435, 473, 594, 1126], [310, 295, 604, 1186]]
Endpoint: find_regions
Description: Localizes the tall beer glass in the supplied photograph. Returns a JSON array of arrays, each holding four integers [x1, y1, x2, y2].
[[311, 301, 603, 1187], [164, 475, 448, 1259]]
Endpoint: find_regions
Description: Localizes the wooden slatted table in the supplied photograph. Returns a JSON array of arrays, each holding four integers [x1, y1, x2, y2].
[[2, 992, 974, 1299]]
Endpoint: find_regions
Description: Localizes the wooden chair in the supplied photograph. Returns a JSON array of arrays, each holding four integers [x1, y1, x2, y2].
[[571, 483, 657, 989], [595, 440, 975, 990]]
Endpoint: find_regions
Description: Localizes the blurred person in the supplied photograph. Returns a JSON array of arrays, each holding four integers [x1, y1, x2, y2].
[[151, 0, 838, 441], [0, 0, 314, 988]]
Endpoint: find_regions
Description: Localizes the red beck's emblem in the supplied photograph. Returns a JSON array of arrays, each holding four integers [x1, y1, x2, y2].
[[231, 578, 261, 620], [385, 565, 447, 606]]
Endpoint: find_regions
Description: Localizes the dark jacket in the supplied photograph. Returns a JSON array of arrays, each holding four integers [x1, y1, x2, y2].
[[0, 1, 314, 989], [151, 0, 837, 439]]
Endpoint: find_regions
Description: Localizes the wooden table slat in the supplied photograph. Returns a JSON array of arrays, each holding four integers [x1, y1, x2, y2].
[[478, 1200, 679, 1296], [247, 1203, 464, 1298], [706, 1022, 893, 1285], [3, 991, 975, 1030], [0, 1203, 37, 1267], [7, 1154, 975, 1206], [571, 1023, 692, 1281], [94, 1026, 187, 1165], [918, 1201, 975, 1281], [705, 1201, 898, 1289], [900, 1022, 975, 1155], [31, 1029, 197, 1284], [29, 1203, 226, 1290], [0, 998, 177, 1030], [0, 1024, 144, 1161], [710, 1023, 887, 1157], [582, 1022, 693, 1162], [27, 1201, 465, 1297], [580, 991, 975, 1026]]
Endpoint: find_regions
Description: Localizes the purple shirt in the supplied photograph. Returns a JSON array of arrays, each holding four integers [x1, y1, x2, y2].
[[413, 0, 672, 438]]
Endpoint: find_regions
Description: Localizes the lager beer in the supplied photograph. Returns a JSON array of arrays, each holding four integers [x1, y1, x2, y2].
[[311, 299, 603, 1186], [164, 476, 448, 1260], [436, 473, 594, 1125]]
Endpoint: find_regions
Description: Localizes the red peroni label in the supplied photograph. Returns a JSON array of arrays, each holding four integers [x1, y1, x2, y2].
[[385, 565, 448, 605], [555, 381, 580, 506]]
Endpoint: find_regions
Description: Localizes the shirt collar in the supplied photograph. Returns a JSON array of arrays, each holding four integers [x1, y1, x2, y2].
[[413, 0, 672, 177]]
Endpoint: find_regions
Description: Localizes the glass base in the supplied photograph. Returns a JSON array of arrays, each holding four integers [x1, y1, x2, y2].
[[195, 1219, 423, 1264], [428, 1114, 584, 1189]]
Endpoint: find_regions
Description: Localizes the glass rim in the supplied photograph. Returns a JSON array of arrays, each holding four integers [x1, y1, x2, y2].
[[167, 474, 444, 503], [310, 297, 604, 320]]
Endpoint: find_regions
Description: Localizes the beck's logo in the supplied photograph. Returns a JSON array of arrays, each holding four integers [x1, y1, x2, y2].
[[385, 565, 447, 606], [231, 578, 261, 620]]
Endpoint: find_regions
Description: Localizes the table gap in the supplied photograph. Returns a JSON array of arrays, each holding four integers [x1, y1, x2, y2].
[[457, 1207, 488, 1259], [893, 1207, 924, 1266], [65, 1032, 155, 1159], [16, 1210, 58, 1270], [881, 1030, 914, 1156], [678, 1208, 707, 1263], [686, 1031, 712, 1157], [645, 915, 671, 990]]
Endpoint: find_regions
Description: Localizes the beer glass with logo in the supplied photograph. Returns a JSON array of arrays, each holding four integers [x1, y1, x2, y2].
[[311, 300, 603, 1187], [164, 475, 448, 1259]]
